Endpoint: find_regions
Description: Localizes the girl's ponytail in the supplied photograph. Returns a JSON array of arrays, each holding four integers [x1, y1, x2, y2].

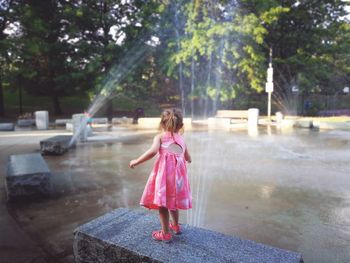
[[160, 108, 184, 133]]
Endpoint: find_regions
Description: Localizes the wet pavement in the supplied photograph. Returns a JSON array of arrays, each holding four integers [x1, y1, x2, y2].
[[1, 126, 350, 262]]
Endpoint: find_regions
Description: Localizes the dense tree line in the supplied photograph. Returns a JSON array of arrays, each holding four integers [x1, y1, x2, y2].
[[0, 0, 349, 117]]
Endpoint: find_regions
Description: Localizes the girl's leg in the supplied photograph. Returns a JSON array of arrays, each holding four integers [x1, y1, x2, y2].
[[158, 207, 170, 233], [169, 209, 179, 226]]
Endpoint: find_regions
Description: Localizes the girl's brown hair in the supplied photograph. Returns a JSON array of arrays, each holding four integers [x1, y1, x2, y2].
[[159, 108, 184, 134]]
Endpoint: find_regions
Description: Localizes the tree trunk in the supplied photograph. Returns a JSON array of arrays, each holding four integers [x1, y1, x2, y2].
[[18, 77, 23, 115], [191, 55, 195, 120], [0, 76, 4, 116], [106, 99, 113, 121], [52, 95, 62, 115]]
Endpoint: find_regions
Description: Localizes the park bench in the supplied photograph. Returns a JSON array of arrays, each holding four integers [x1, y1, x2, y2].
[[74, 208, 303, 263], [216, 110, 249, 120]]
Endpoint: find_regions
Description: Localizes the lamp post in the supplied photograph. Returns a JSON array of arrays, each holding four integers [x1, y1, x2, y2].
[[265, 48, 274, 121]]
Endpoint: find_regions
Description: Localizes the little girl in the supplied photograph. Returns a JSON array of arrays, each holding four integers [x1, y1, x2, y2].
[[129, 108, 192, 242]]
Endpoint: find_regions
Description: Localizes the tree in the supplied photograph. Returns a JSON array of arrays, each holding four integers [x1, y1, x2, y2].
[[0, 0, 20, 116], [64, 0, 166, 118], [13, 0, 77, 115], [162, 0, 288, 116], [164, 0, 350, 115], [259, 0, 350, 113]]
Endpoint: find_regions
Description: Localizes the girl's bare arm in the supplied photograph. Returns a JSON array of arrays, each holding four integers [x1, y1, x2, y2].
[[129, 135, 161, 168], [184, 145, 192, 163]]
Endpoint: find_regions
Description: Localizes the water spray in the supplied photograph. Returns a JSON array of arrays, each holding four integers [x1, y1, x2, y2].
[[69, 36, 153, 147]]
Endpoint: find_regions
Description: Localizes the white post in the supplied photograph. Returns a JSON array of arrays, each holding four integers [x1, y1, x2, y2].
[[72, 114, 88, 142], [265, 47, 274, 122], [267, 92, 272, 121], [35, 111, 49, 130], [248, 108, 259, 126], [276, 111, 284, 124]]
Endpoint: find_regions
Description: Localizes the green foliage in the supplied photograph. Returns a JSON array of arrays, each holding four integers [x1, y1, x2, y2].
[[263, 0, 350, 112], [1, 0, 349, 117]]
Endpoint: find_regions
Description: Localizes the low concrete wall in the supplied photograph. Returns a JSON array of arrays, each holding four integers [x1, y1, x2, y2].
[[17, 119, 35, 127], [216, 110, 248, 119], [137, 118, 192, 130], [112, 117, 133, 125], [312, 121, 350, 130], [208, 117, 232, 129], [92, 117, 108, 124], [0, 123, 15, 131], [294, 120, 313, 129], [208, 117, 247, 130], [74, 208, 303, 263], [55, 119, 72, 126]]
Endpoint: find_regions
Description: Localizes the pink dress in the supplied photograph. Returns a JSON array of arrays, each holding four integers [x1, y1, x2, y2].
[[140, 132, 192, 210]]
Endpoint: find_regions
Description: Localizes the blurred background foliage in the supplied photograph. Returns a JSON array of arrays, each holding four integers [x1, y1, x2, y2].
[[0, 0, 349, 118]]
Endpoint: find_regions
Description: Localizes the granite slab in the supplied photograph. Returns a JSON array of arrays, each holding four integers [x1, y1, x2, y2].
[[40, 135, 74, 155], [74, 208, 304, 263], [6, 153, 51, 201]]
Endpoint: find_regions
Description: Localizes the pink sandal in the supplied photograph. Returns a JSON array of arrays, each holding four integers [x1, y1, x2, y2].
[[152, 230, 172, 242], [169, 223, 182, 235]]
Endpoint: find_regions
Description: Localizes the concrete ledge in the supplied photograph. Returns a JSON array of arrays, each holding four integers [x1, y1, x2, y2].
[[137, 118, 192, 130], [112, 117, 133, 125], [73, 208, 303, 263], [294, 120, 313, 129], [208, 117, 232, 129], [208, 117, 247, 130], [6, 153, 51, 201], [17, 119, 35, 127], [40, 135, 75, 155], [92, 117, 108, 124], [313, 121, 350, 130], [55, 118, 72, 126], [0, 123, 15, 131], [216, 110, 248, 119], [280, 119, 296, 128]]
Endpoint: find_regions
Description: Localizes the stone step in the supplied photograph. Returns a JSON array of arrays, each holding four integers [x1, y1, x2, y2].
[[74, 208, 304, 263], [40, 135, 74, 155], [6, 153, 51, 201]]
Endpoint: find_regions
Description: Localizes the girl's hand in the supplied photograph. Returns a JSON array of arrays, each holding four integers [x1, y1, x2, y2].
[[129, 160, 138, 168], [129, 135, 161, 168]]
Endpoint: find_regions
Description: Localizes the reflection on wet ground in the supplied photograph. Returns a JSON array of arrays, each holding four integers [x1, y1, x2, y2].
[[6, 127, 350, 262]]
